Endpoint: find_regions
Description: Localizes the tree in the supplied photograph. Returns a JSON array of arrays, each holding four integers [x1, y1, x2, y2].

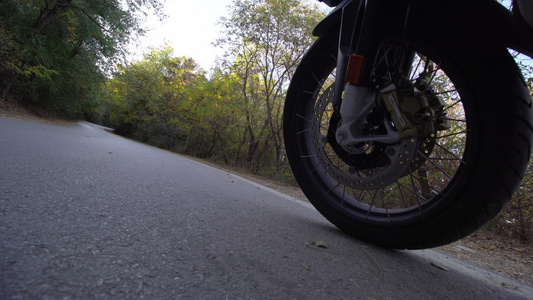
[[185, 69, 245, 162], [0, 0, 164, 117], [105, 46, 204, 149], [104, 46, 250, 163], [217, 0, 324, 172]]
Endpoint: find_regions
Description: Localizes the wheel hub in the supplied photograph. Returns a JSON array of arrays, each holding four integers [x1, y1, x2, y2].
[[312, 85, 419, 190]]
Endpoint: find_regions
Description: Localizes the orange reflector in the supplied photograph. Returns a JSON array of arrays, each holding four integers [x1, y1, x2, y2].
[[345, 55, 364, 85]]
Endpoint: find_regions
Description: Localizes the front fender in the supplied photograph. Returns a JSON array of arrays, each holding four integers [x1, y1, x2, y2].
[[312, 0, 353, 37], [312, 4, 342, 37]]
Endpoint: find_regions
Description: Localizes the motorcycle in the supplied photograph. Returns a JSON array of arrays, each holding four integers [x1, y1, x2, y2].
[[283, 0, 533, 249]]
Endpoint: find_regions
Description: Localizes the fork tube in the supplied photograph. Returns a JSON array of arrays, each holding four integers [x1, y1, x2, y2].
[[355, 0, 410, 86], [353, 0, 387, 87], [333, 0, 363, 107], [334, 0, 407, 104]]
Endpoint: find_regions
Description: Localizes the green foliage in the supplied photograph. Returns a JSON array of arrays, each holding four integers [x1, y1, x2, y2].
[[105, 47, 236, 157], [216, 0, 325, 172], [0, 0, 164, 118], [104, 0, 324, 177], [106, 47, 199, 144]]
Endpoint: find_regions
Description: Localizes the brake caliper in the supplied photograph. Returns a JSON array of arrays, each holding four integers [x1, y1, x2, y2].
[[381, 77, 451, 139]]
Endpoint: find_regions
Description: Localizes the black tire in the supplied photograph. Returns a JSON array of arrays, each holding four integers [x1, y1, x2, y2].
[[283, 29, 533, 249]]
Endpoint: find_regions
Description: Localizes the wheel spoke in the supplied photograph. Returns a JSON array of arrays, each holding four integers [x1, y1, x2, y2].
[[296, 114, 311, 122], [433, 142, 466, 164], [433, 88, 459, 96], [416, 150, 454, 179], [436, 130, 469, 140], [296, 128, 311, 135], [439, 117, 466, 123], [288, 40, 469, 225], [426, 62, 442, 87]]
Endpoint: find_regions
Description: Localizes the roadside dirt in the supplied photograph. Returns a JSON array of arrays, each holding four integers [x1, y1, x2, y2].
[[1, 101, 531, 287], [0, 100, 74, 125]]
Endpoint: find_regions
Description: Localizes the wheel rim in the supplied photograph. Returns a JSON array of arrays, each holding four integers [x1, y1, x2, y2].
[[296, 43, 469, 224]]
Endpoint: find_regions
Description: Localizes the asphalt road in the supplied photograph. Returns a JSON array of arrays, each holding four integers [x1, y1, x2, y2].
[[1, 117, 532, 299]]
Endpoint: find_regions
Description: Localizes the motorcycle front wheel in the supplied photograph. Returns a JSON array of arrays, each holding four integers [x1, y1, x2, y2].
[[283, 31, 533, 249]]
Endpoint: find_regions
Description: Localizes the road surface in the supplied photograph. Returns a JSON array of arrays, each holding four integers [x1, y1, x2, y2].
[[1, 117, 532, 299]]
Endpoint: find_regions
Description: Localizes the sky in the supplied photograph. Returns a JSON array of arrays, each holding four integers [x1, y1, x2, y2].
[[129, 0, 331, 71], [129, 0, 235, 71]]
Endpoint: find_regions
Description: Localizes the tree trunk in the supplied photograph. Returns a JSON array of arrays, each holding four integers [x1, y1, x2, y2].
[[1, 78, 14, 101], [34, 0, 74, 34]]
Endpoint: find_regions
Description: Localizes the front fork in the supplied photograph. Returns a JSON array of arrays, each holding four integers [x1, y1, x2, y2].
[[333, 0, 409, 146]]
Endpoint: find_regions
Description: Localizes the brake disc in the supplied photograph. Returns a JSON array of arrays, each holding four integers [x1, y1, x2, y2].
[[312, 85, 418, 190]]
